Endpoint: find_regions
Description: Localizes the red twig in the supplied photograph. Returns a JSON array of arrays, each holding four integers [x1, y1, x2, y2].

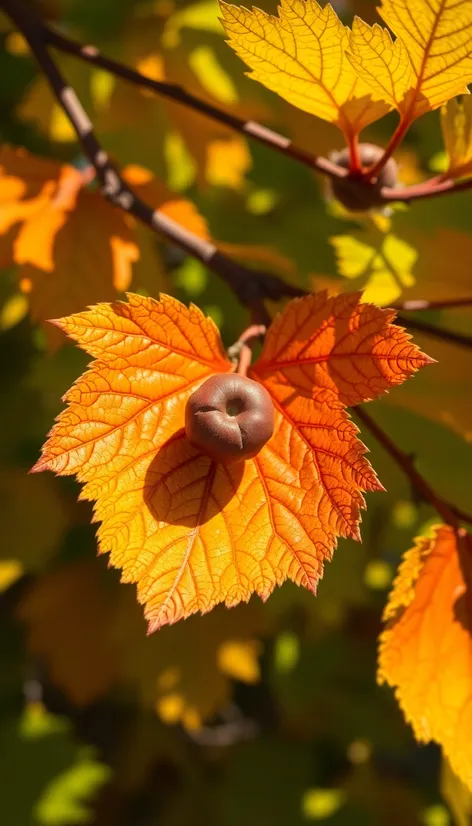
[[382, 175, 472, 203], [228, 324, 266, 376], [364, 117, 410, 181], [353, 406, 472, 528]]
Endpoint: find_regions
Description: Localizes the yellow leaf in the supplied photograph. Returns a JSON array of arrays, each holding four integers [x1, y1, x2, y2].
[[379, 525, 472, 792], [441, 757, 472, 826], [0, 293, 28, 330], [206, 135, 252, 189], [219, 0, 390, 138], [331, 229, 417, 306], [189, 45, 238, 104], [217, 640, 262, 683], [348, 19, 413, 113], [0, 560, 23, 592], [441, 96, 472, 179], [349, 0, 472, 121]]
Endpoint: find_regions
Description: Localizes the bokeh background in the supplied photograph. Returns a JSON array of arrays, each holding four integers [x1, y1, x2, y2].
[[1, 0, 472, 824]]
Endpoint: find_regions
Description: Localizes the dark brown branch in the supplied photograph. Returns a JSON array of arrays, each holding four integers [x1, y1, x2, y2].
[[2, 0, 307, 310], [39, 21, 344, 181], [396, 315, 472, 350], [353, 406, 472, 528]]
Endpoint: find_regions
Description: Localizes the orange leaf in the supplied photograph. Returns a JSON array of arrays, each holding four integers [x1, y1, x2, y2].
[[379, 525, 472, 791], [251, 292, 433, 406], [0, 146, 140, 348], [34, 292, 432, 629]]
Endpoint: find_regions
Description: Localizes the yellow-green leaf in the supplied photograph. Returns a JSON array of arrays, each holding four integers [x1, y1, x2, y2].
[[219, 0, 390, 138], [441, 96, 472, 179], [330, 229, 417, 306]]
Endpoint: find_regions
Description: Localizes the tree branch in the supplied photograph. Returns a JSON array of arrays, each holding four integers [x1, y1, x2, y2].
[[2, 0, 307, 311], [39, 20, 344, 181], [382, 175, 472, 203], [353, 406, 472, 528], [5, 3, 472, 354], [395, 315, 472, 350], [23, 15, 472, 207]]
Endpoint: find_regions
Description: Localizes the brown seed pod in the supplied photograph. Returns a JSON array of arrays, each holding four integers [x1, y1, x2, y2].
[[329, 143, 398, 211], [185, 373, 275, 464]]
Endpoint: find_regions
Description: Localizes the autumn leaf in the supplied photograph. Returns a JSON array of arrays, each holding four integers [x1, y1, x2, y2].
[[331, 228, 417, 307], [0, 146, 139, 348], [441, 756, 472, 826], [441, 96, 472, 180], [219, 0, 390, 140], [0, 148, 223, 347], [32, 291, 431, 629], [92, 7, 258, 190], [379, 525, 472, 792], [348, 0, 472, 122]]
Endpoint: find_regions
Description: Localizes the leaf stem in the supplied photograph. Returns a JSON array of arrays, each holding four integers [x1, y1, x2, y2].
[[347, 133, 362, 173], [353, 406, 472, 528], [228, 324, 267, 376], [363, 116, 411, 181]]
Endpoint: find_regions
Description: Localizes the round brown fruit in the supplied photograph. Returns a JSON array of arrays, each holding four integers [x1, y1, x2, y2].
[[185, 373, 275, 464], [329, 143, 398, 211]]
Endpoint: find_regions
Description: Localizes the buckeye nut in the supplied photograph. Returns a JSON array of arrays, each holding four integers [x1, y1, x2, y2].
[[185, 373, 275, 464]]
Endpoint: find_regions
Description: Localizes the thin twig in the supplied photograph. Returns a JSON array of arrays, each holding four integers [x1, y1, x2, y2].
[[382, 175, 472, 203], [353, 406, 472, 528], [5, 6, 472, 352], [2, 0, 306, 311], [39, 21, 344, 181], [396, 315, 472, 350], [26, 16, 472, 206]]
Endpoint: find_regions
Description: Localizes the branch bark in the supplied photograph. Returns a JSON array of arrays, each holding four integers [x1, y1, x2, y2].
[[34, 18, 472, 206], [353, 406, 472, 528], [39, 20, 344, 181], [2, 0, 310, 312]]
